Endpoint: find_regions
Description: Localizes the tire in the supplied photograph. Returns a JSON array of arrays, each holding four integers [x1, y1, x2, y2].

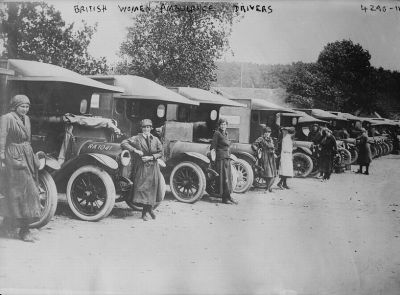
[[232, 158, 254, 193], [66, 165, 116, 221], [382, 142, 390, 155], [370, 144, 377, 158], [338, 148, 352, 165], [29, 170, 58, 229], [333, 151, 343, 168], [125, 173, 165, 210], [349, 148, 358, 165], [292, 152, 313, 178], [207, 161, 237, 196], [170, 161, 206, 203]]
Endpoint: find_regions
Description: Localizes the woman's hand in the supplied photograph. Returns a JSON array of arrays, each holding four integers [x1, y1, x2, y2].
[[141, 156, 153, 162], [135, 150, 144, 156]]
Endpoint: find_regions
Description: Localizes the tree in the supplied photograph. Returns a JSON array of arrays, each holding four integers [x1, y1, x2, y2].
[[0, 2, 108, 75], [317, 39, 374, 111], [117, 2, 239, 89]]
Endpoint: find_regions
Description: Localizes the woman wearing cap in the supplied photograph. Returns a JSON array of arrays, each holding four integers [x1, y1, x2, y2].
[[319, 128, 337, 181], [356, 128, 372, 175], [0, 95, 41, 242], [210, 118, 237, 204], [277, 127, 294, 189], [252, 126, 277, 192], [121, 119, 165, 221]]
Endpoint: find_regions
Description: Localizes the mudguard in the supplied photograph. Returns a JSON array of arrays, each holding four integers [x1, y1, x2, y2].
[[183, 152, 210, 164], [230, 154, 238, 161], [232, 151, 256, 165], [86, 154, 118, 170], [295, 146, 312, 156]]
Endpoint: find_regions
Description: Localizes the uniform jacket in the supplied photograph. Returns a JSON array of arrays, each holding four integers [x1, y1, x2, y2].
[[210, 129, 231, 160]]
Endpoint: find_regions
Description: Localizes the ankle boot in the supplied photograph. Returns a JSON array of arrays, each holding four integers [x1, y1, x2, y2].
[[148, 207, 156, 219], [141, 206, 149, 221]]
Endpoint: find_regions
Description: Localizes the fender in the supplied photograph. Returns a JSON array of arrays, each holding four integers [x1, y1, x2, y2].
[[183, 152, 210, 164], [230, 154, 238, 162], [232, 151, 256, 165], [295, 146, 312, 156], [52, 153, 118, 192]]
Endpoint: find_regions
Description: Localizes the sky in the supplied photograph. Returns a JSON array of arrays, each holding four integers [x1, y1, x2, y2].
[[49, 0, 400, 71]]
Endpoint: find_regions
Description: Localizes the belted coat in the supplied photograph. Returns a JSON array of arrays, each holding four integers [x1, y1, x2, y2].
[[121, 133, 165, 206], [0, 112, 41, 220]]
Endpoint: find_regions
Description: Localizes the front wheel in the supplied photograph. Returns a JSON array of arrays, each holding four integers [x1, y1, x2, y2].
[[292, 152, 313, 178], [338, 148, 352, 165], [170, 161, 206, 203], [66, 165, 116, 221], [232, 158, 254, 193], [30, 170, 58, 229]]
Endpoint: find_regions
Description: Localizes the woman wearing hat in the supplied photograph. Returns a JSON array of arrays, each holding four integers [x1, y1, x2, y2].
[[121, 119, 165, 221], [356, 128, 372, 175], [210, 118, 237, 204], [0, 95, 41, 242], [319, 128, 337, 181], [252, 126, 277, 192], [277, 127, 294, 189]]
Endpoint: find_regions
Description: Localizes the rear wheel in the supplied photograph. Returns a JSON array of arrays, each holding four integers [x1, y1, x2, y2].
[[66, 165, 116, 221], [348, 147, 358, 165], [170, 161, 206, 203], [30, 170, 58, 229], [292, 152, 313, 178], [338, 148, 352, 165], [232, 158, 254, 193]]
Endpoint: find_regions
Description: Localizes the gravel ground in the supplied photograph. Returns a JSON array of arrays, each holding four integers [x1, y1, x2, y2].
[[1, 155, 400, 295]]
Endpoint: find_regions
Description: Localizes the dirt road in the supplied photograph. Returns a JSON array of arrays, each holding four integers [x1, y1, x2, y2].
[[1, 155, 400, 295]]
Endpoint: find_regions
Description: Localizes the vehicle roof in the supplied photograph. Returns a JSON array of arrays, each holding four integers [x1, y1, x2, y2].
[[90, 75, 199, 105], [296, 108, 343, 120], [6, 59, 123, 93], [251, 98, 296, 113], [296, 111, 327, 124], [330, 112, 361, 121], [170, 87, 246, 107]]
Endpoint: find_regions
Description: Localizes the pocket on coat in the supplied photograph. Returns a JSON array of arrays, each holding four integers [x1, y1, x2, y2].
[[5, 156, 27, 169]]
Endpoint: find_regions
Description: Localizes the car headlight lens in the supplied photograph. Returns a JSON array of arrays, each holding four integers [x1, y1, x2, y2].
[[120, 150, 131, 166], [36, 151, 46, 170]]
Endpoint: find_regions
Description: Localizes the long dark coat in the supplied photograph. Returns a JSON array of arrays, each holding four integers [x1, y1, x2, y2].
[[319, 134, 337, 173], [0, 112, 41, 221], [210, 129, 232, 197], [121, 133, 164, 206], [356, 134, 372, 165], [252, 136, 277, 178]]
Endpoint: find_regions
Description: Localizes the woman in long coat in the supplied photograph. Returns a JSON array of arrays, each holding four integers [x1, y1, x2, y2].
[[121, 119, 165, 221], [277, 127, 294, 189], [210, 118, 237, 204], [319, 128, 337, 181], [356, 128, 372, 175], [0, 95, 41, 242], [252, 126, 277, 192]]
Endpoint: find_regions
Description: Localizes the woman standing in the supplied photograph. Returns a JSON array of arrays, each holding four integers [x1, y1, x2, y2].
[[121, 119, 165, 221], [356, 128, 372, 175], [0, 95, 41, 242], [319, 128, 337, 181], [277, 127, 294, 189], [210, 118, 237, 204], [252, 126, 277, 192]]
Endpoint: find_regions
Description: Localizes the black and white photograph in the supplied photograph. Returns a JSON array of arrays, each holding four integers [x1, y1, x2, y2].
[[1, 0, 400, 294]]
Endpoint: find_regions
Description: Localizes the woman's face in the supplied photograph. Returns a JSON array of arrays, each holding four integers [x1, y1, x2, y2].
[[16, 103, 30, 116], [263, 131, 271, 138], [219, 122, 227, 131], [142, 125, 151, 135]]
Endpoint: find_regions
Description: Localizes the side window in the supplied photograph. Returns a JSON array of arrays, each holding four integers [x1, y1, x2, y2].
[[126, 101, 140, 118], [157, 104, 166, 118], [251, 112, 259, 123], [115, 99, 124, 115], [80, 99, 88, 114], [90, 94, 100, 109], [178, 105, 189, 121]]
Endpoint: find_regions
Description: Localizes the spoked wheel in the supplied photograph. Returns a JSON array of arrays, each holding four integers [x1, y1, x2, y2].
[[382, 142, 390, 155], [232, 158, 254, 193], [348, 147, 358, 165], [170, 161, 206, 203], [30, 170, 58, 229], [292, 152, 313, 178], [338, 148, 352, 165], [333, 152, 343, 168], [370, 144, 378, 158], [66, 165, 116, 221]]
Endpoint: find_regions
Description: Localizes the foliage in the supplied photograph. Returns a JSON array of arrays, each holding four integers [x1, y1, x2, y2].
[[117, 2, 239, 89], [0, 2, 108, 75]]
